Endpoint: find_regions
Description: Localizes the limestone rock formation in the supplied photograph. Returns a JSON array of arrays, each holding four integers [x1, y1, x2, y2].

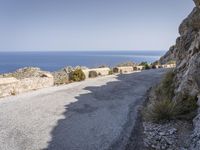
[[174, 5, 200, 97], [160, 0, 200, 97], [159, 45, 176, 64], [159, 0, 200, 149]]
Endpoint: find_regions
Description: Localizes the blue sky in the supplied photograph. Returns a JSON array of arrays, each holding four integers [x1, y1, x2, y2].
[[0, 0, 194, 51]]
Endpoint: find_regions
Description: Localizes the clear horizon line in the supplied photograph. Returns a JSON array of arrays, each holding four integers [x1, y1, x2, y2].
[[0, 49, 167, 52]]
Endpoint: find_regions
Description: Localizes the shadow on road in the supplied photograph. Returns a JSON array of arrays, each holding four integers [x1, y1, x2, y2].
[[45, 70, 162, 150]]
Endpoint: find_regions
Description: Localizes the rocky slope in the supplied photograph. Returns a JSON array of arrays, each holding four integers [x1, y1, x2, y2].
[[161, 0, 200, 98], [158, 0, 200, 149], [159, 45, 176, 64]]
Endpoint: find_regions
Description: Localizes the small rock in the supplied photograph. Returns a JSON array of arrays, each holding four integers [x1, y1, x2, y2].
[[159, 132, 166, 136], [169, 128, 177, 135]]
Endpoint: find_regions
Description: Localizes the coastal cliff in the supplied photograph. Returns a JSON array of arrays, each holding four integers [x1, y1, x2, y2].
[[160, 0, 200, 98], [156, 0, 200, 149]]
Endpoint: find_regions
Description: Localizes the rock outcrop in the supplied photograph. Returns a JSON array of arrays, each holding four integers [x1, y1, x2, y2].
[[160, 0, 200, 97], [159, 45, 176, 64], [174, 2, 200, 97], [159, 0, 200, 149]]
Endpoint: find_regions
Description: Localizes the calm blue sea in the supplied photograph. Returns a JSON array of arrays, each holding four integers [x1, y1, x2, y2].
[[0, 51, 165, 73]]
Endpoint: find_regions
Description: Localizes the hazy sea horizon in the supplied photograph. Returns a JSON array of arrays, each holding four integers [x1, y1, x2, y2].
[[0, 50, 166, 73]]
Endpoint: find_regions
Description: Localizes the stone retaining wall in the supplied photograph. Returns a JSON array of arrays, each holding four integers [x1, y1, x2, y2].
[[113, 66, 134, 73], [0, 74, 54, 98], [0, 78, 20, 97], [83, 68, 110, 78]]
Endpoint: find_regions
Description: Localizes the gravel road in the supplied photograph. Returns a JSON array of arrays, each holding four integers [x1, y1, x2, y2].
[[0, 69, 167, 150]]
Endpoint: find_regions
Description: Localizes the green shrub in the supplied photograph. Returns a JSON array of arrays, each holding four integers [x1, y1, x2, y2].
[[160, 70, 175, 100], [139, 61, 148, 66], [177, 94, 198, 115], [69, 69, 86, 81], [144, 64, 150, 70], [144, 99, 180, 122], [139, 61, 150, 70], [89, 71, 98, 78], [144, 70, 198, 122], [145, 94, 198, 122], [153, 70, 175, 101], [109, 70, 113, 75]]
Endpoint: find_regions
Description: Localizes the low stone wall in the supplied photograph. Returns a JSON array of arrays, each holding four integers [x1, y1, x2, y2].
[[83, 68, 110, 78], [162, 64, 176, 68], [0, 73, 54, 98], [136, 65, 145, 70], [155, 64, 176, 69], [16, 76, 54, 93], [0, 78, 20, 97], [113, 66, 134, 73]]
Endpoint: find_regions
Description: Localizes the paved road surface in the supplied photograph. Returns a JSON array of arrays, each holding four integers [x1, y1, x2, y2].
[[0, 69, 167, 150]]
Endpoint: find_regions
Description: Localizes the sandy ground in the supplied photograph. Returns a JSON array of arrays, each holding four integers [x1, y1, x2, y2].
[[0, 69, 167, 150]]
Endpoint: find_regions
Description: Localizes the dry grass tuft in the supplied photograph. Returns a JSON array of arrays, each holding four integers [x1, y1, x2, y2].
[[144, 70, 198, 122]]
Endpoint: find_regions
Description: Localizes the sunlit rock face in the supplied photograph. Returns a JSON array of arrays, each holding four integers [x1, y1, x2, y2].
[[160, 0, 200, 97], [159, 45, 176, 64], [175, 6, 200, 96], [159, 1, 200, 149]]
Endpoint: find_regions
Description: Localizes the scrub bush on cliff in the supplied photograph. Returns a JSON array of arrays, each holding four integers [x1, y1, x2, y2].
[[69, 69, 86, 81], [109, 70, 113, 75], [144, 70, 198, 122]]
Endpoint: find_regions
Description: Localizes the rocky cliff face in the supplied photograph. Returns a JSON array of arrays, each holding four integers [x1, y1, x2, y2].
[[160, 1, 200, 149], [159, 45, 176, 64], [161, 0, 200, 98]]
